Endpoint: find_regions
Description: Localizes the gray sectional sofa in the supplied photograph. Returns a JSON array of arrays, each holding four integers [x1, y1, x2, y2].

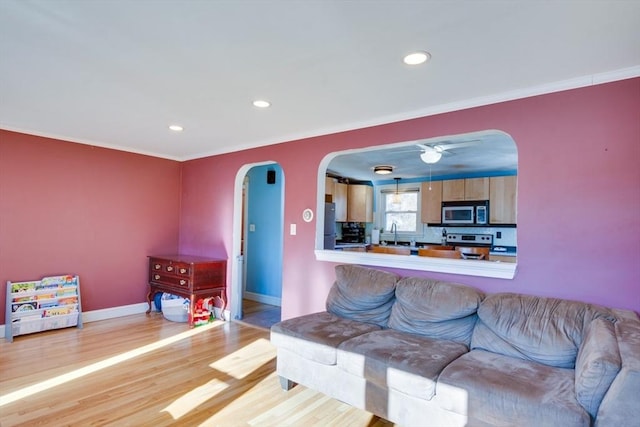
[[270, 265, 640, 426]]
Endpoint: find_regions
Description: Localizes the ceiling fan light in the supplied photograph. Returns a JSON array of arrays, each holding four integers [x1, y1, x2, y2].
[[374, 165, 393, 175], [403, 51, 431, 65], [420, 150, 442, 164]]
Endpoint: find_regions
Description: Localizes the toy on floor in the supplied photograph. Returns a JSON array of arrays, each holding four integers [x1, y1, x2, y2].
[[191, 297, 214, 326]]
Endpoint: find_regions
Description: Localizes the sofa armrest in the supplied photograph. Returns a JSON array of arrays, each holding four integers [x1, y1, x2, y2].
[[594, 313, 640, 426]]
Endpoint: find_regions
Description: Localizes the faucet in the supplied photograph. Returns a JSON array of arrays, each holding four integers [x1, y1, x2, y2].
[[391, 222, 398, 245]]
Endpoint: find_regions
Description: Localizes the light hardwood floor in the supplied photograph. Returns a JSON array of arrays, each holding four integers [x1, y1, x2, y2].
[[0, 313, 393, 426]]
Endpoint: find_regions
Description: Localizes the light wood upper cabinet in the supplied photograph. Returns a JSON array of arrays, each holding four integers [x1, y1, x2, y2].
[[420, 181, 443, 224], [347, 184, 373, 222], [334, 182, 348, 222], [325, 176, 336, 198], [489, 176, 517, 224], [442, 179, 465, 201], [442, 178, 489, 201], [464, 178, 490, 200]]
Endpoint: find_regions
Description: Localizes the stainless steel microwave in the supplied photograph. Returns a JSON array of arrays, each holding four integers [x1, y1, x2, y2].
[[442, 201, 489, 225]]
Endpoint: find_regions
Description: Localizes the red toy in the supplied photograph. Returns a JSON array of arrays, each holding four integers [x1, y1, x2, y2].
[[191, 298, 214, 326]]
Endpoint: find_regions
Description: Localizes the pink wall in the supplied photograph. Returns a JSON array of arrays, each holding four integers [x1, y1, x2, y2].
[[179, 78, 640, 316], [1, 78, 637, 327], [0, 131, 182, 323]]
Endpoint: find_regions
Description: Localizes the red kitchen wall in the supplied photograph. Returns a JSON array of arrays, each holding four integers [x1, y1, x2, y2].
[[0, 131, 182, 323], [179, 78, 640, 317]]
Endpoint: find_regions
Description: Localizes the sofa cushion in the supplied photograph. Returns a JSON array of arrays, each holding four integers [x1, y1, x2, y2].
[[594, 316, 640, 425], [437, 349, 590, 427], [270, 311, 381, 365], [472, 293, 615, 368], [326, 264, 399, 327], [575, 317, 621, 418], [388, 277, 484, 345], [337, 329, 468, 400]]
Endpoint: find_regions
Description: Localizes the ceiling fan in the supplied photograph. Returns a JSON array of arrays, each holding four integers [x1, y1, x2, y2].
[[417, 140, 482, 164]]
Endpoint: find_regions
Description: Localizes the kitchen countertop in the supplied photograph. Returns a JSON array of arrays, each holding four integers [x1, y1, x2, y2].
[[336, 242, 517, 256], [335, 243, 370, 249]]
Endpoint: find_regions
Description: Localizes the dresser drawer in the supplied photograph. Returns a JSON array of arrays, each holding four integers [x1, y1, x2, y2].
[[150, 273, 190, 288], [150, 260, 190, 276], [174, 264, 191, 276]]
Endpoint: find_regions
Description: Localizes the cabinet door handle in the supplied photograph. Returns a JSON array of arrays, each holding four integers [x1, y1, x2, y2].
[[179, 280, 186, 286], [154, 264, 161, 270], [154, 274, 161, 280], [179, 268, 187, 274], [166, 266, 174, 272]]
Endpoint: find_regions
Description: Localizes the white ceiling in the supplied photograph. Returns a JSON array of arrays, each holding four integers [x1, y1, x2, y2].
[[1, 1, 639, 161]]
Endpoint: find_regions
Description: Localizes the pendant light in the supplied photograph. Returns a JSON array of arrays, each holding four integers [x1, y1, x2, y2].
[[391, 177, 402, 205]]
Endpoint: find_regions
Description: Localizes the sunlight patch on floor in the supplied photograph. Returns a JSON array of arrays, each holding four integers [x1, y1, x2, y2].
[[0, 321, 224, 407], [162, 378, 230, 419], [161, 338, 275, 420], [209, 338, 274, 379], [247, 387, 333, 426], [195, 370, 280, 426]]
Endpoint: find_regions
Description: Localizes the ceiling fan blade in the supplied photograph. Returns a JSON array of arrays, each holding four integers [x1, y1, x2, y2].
[[416, 143, 442, 153], [435, 140, 482, 151]]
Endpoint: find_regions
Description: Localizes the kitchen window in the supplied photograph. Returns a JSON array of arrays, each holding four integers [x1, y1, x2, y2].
[[379, 185, 420, 235]]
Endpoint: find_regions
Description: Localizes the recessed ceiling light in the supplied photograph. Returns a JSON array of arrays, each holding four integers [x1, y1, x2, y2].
[[168, 124, 183, 132], [374, 165, 394, 175], [253, 100, 271, 108], [403, 51, 431, 65]]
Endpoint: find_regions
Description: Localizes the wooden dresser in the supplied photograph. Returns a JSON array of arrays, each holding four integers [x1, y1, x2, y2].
[[146, 254, 227, 327]]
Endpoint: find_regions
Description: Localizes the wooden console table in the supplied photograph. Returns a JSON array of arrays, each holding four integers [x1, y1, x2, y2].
[[146, 254, 227, 327]]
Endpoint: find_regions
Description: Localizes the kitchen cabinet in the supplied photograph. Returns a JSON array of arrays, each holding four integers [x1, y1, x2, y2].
[[325, 176, 336, 199], [334, 182, 348, 221], [489, 176, 517, 224], [442, 179, 465, 201], [347, 184, 373, 222], [443, 178, 489, 201], [420, 181, 443, 223], [465, 178, 490, 200]]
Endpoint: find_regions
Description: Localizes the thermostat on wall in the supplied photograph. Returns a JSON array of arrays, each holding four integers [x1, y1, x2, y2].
[[302, 208, 314, 222]]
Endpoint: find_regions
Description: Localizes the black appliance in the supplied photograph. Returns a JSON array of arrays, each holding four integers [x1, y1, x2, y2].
[[341, 222, 365, 243]]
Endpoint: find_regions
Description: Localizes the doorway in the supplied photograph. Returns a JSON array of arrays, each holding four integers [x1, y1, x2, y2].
[[230, 162, 284, 329]]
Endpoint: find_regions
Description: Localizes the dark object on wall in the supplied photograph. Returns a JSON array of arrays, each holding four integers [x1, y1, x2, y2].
[[267, 170, 276, 184]]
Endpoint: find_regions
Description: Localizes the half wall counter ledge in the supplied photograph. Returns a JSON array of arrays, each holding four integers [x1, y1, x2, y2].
[[315, 249, 517, 279], [146, 254, 227, 327]]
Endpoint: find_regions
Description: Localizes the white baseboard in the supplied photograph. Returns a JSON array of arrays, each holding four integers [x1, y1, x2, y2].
[[2, 302, 232, 340], [81, 302, 151, 323], [243, 292, 281, 307]]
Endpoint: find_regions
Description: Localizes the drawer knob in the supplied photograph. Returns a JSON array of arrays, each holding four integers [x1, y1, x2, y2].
[[154, 264, 161, 270], [166, 266, 174, 272], [179, 268, 187, 274], [154, 274, 161, 280], [179, 279, 186, 286]]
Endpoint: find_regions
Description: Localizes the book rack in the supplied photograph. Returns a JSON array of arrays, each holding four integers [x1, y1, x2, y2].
[[5, 275, 83, 342]]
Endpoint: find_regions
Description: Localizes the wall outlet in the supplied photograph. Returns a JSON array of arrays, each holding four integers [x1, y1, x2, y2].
[[249, 224, 256, 232], [290, 224, 297, 235]]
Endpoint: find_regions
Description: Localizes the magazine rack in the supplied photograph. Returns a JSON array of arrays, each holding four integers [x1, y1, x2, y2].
[[5, 275, 82, 342]]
